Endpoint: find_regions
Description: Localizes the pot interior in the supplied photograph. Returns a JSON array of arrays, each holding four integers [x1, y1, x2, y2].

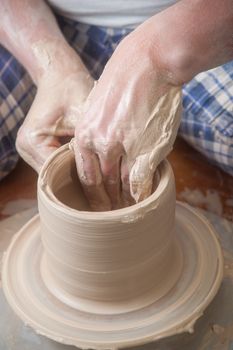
[[50, 152, 160, 212]]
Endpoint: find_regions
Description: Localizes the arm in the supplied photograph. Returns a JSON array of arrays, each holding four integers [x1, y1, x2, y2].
[[135, 0, 233, 84], [0, 0, 88, 83], [74, 0, 233, 210], [0, 0, 94, 171]]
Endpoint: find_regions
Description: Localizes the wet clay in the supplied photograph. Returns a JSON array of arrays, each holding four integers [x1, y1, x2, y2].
[[2, 144, 224, 349], [54, 154, 159, 211], [38, 144, 182, 313], [55, 175, 90, 211]]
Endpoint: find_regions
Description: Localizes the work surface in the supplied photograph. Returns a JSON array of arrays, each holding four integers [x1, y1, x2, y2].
[[0, 137, 233, 221]]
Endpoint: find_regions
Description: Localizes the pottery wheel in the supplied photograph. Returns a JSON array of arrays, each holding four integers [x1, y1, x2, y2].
[[2, 202, 223, 350]]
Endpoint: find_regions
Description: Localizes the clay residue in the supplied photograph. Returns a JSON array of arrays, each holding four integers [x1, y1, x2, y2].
[[128, 87, 182, 202], [210, 323, 233, 349], [179, 188, 223, 216], [2, 199, 37, 217], [31, 40, 52, 71]]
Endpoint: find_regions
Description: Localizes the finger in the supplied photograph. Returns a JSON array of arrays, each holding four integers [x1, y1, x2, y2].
[[120, 156, 135, 207], [74, 141, 111, 211], [129, 153, 154, 203], [16, 126, 60, 173], [38, 114, 75, 138], [47, 109, 82, 145], [98, 155, 121, 210], [34, 136, 60, 172]]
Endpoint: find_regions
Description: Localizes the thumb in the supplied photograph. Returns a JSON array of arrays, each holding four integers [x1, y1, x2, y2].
[[129, 153, 154, 203], [129, 136, 173, 203], [129, 87, 182, 202]]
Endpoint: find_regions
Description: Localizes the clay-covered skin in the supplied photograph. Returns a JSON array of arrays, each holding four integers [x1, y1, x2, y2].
[[0, 0, 94, 171], [74, 0, 233, 210], [74, 82, 181, 210]]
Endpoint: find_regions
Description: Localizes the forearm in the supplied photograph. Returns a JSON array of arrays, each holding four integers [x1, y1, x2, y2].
[[133, 0, 233, 84], [0, 0, 88, 84]]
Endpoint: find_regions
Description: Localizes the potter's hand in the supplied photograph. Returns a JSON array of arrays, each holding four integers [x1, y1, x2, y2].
[[16, 55, 94, 172], [0, 0, 94, 172], [74, 30, 182, 211], [74, 0, 233, 211]]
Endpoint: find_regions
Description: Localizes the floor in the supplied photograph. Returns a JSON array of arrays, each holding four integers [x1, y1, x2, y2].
[[0, 137, 233, 221]]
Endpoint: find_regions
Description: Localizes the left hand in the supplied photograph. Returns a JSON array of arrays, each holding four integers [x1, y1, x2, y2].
[[74, 29, 182, 211], [16, 47, 94, 172]]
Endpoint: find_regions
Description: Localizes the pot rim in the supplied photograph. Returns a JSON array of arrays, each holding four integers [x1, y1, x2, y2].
[[38, 144, 174, 221]]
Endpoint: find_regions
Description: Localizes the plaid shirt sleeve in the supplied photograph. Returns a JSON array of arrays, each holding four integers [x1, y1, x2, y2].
[[180, 61, 233, 176]]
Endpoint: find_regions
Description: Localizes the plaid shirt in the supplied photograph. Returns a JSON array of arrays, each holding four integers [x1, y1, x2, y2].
[[0, 15, 233, 180]]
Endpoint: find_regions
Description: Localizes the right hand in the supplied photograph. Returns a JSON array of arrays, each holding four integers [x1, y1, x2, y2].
[[74, 30, 182, 211]]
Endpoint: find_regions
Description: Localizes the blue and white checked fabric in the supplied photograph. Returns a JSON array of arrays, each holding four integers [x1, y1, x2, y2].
[[0, 14, 233, 180], [181, 62, 233, 176], [0, 46, 36, 179]]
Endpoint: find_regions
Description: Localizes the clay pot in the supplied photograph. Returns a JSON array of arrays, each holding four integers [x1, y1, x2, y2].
[[2, 143, 223, 347], [38, 144, 182, 313]]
